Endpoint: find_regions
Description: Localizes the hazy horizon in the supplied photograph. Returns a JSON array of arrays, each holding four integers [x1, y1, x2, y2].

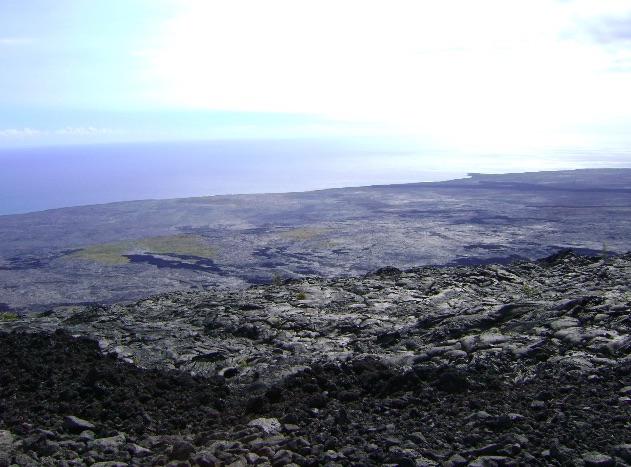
[[1, 1, 630, 213], [2, 138, 630, 216], [0, 139, 464, 215]]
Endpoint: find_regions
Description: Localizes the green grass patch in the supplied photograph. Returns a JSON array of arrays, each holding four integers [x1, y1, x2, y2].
[[279, 227, 329, 241], [0, 312, 19, 321], [69, 242, 133, 265], [67, 234, 215, 265]]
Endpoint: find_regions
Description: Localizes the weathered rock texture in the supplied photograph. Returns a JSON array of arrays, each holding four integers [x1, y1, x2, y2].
[[1, 250, 630, 465], [2, 168, 631, 312]]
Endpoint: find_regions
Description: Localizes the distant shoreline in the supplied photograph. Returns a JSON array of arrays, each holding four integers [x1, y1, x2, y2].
[[2, 139, 631, 216], [3, 164, 631, 217]]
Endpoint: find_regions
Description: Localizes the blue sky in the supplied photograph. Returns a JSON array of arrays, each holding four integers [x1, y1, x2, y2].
[[1, 0, 631, 155]]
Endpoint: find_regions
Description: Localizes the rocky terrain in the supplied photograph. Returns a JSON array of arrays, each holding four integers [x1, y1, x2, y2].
[[2, 168, 631, 312], [1, 249, 630, 466]]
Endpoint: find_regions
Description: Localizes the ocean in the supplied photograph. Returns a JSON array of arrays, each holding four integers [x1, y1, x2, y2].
[[1, 139, 629, 215]]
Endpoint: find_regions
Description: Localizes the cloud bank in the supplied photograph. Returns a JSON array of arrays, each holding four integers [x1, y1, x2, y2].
[[1, 0, 630, 152], [0, 127, 117, 139]]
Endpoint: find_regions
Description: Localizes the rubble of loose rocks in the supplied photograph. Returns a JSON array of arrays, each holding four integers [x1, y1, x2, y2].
[[1, 250, 630, 465]]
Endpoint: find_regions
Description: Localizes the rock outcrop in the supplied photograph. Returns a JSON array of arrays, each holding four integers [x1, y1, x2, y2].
[[0, 250, 630, 465]]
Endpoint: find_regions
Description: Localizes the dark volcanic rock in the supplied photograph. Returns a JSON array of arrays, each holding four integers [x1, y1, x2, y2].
[[64, 415, 96, 432], [0, 331, 229, 464], [1, 251, 630, 465]]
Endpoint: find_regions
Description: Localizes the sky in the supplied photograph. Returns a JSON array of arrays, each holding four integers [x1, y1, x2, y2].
[[1, 0, 631, 156]]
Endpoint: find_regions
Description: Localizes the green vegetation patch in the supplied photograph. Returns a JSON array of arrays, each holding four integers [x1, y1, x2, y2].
[[67, 234, 215, 265], [279, 227, 329, 241], [0, 312, 19, 321], [69, 241, 133, 265]]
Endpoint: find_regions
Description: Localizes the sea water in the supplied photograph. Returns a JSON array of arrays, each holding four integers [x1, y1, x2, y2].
[[1, 139, 629, 215], [0, 140, 463, 215]]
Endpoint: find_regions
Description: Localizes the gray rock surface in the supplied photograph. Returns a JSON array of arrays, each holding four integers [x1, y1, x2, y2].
[[3, 250, 630, 390], [1, 168, 631, 312], [0, 251, 629, 465]]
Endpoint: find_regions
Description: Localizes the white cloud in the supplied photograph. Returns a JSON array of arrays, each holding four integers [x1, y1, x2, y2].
[[135, 0, 631, 152], [0, 128, 42, 138], [0, 37, 33, 46], [0, 127, 117, 139], [53, 127, 115, 136]]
